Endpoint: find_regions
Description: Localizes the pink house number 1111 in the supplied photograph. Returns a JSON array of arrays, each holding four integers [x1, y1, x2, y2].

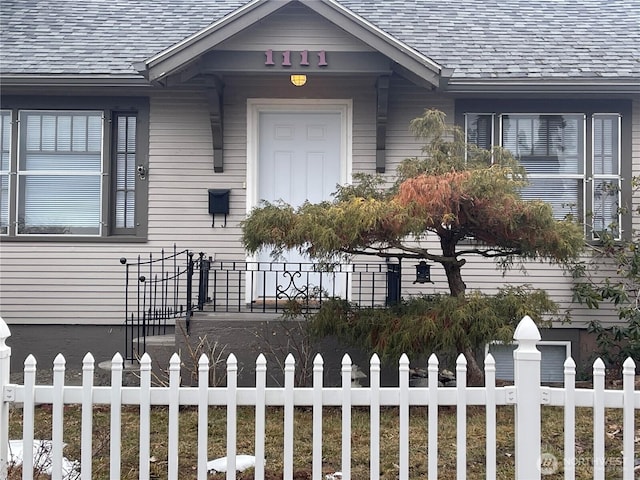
[[264, 49, 328, 67]]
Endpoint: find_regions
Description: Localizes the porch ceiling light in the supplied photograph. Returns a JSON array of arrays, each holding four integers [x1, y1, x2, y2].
[[290, 74, 307, 87]]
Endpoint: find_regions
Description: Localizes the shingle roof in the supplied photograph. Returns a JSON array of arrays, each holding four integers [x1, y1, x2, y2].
[[341, 0, 640, 80], [0, 0, 246, 76], [1, 0, 639, 81]]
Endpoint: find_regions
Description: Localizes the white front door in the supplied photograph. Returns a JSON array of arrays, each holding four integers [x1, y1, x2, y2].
[[254, 109, 345, 301], [259, 111, 341, 208]]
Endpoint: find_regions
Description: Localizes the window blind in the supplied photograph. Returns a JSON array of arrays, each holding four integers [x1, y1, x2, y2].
[[18, 111, 103, 235], [0, 111, 10, 234], [114, 114, 136, 230]]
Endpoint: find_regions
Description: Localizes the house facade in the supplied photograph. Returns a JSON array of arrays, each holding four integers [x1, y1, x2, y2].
[[1, 0, 639, 366]]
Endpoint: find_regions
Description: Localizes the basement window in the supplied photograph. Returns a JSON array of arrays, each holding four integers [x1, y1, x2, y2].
[[485, 340, 572, 384]]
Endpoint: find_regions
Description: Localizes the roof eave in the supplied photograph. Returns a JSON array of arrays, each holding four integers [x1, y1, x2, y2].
[[0, 74, 151, 89], [446, 78, 640, 95], [142, 0, 288, 83], [300, 0, 442, 87]]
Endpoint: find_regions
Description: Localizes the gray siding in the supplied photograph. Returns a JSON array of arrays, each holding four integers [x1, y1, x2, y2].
[[0, 84, 637, 327], [216, 2, 374, 52], [381, 80, 628, 327], [0, 244, 161, 325]]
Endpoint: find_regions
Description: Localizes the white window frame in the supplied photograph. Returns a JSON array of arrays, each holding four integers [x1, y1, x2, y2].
[[591, 113, 622, 240], [500, 112, 587, 226], [464, 112, 494, 162]]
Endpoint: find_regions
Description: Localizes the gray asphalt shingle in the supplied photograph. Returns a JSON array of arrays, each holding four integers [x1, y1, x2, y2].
[[341, 0, 640, 79], [1, 0, 638, 80]]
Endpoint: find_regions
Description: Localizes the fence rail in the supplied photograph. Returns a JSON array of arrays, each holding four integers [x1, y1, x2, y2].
[[3, 315, 637, 479]]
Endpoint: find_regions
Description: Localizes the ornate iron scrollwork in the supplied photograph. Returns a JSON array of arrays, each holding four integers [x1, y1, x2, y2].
[[276, 270, 309, 306]]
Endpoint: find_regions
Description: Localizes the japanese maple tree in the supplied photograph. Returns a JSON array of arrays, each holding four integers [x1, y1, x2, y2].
[[242, 109, 584, 383]]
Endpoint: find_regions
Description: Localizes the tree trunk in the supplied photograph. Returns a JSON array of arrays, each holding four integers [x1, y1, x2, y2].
[[440, 237, 484, 385], [443, 260, 466, 298], [440, 237, 466, 298], [462, 346, 485, 386]]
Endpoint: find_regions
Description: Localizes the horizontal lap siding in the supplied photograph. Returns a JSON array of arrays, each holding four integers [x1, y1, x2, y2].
[[384, 78, 454, 180], [0, 88, 636, 327], [147, 91, 244, 257], [384, 81, 626, 326], [633, 99, 639, 234], [0, 245, 176, 324], [216, 2, 374, 52]]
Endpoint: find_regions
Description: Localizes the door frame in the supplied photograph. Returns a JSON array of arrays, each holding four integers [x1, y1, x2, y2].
[[245, 98, 353, 303]]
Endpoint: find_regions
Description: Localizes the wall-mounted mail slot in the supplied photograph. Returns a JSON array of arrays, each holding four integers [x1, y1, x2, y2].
[[208, 189, 230, 227]]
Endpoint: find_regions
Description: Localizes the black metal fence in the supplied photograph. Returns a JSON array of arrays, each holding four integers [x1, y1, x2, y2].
[[122, 247, 402, 361], [204, 260, 399, 313]]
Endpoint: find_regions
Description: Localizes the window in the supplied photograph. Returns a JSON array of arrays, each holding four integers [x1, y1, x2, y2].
[[463, 106, 625, 240], [0, 99, 148, 240], [486, 341, 571, 383], [113, 113, 137, 232], [502, 113, 585, 222], [592, 114, 621, 237], [18, 111, 103, 235]]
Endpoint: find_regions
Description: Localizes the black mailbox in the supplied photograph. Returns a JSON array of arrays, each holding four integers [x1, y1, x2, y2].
[[208, 189, 230, 227]]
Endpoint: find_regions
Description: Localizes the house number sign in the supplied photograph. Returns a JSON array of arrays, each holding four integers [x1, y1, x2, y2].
[[264, 49, 328, 67]]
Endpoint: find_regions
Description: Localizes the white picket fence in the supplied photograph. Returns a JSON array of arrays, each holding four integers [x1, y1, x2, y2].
[[0, 315, 638, 480]]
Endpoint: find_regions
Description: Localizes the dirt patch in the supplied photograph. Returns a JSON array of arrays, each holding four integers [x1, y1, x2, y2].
[[213, 470, 313, 480]]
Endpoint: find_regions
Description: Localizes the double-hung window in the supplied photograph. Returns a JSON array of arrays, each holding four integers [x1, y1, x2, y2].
[[461, 101, 628, 241], [0, 98, 148, 240], [18, 111, 104, 235]]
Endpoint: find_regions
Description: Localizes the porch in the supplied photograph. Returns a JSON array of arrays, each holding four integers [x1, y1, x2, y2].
[[120, 247, 415, 369]]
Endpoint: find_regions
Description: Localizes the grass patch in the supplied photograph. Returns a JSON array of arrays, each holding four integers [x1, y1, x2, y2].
[[7, 404, 636, 479]]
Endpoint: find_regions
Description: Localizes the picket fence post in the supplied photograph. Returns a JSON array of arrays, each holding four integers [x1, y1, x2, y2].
[[0, 317, 11, 479], [513, 315, 542, 479]]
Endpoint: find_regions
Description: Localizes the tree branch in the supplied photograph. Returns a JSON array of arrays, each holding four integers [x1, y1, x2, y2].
[[389, 241, 464, 264], [456, 247, 522, 258], [341, 244, 458, 264]]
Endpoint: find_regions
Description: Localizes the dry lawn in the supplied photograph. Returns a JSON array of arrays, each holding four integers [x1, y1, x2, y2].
[[7, 404, 637, 479]]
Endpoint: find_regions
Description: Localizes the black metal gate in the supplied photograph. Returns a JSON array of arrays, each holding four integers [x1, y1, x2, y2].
[[120, 246, 209, 362]]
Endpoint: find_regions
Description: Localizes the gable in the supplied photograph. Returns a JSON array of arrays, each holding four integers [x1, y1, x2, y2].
[[140, 0, 443, 88], [216, 2, 374, 53]]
